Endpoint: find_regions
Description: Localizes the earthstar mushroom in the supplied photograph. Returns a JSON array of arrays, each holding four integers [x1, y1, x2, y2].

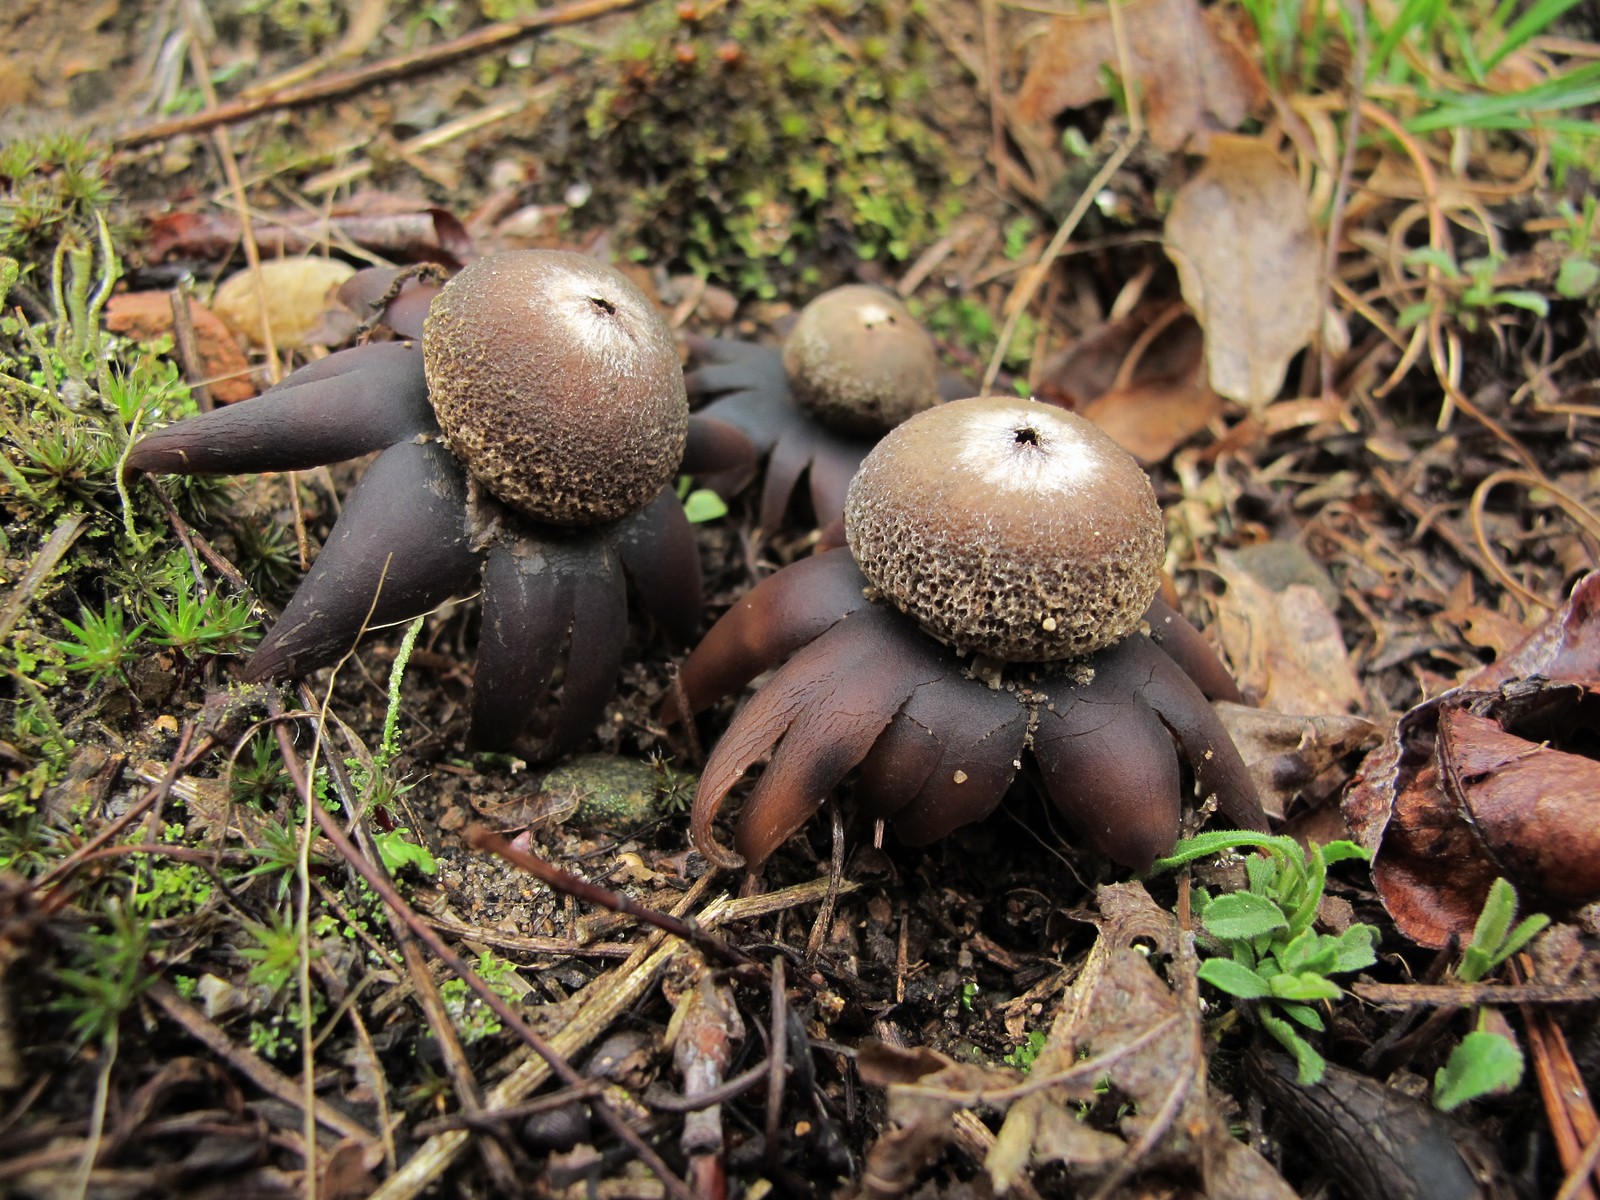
[[684, 284, 943, 532], [127, 249, 725, 755], [675, 395, 1266, 871]]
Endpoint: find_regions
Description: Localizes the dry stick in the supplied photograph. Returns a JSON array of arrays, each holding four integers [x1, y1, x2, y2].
[[146, 978, 379, 1150], [268, 722, 695, 1200], [167, 287, 214, 412], [115, 0, 646, 149], [1514, 955, 1600, 1200], [310, 734, 522, 1195], [1354, 980, 1600, 1008], [1319, 1, 1366, 403], [764, 954, 787, 1170], [0, 513, 86, 644], [377, 875, 848, 1200], [980, 0, 1143, 394], [469, 827, 756, 969], [804, 801, 846, 963]]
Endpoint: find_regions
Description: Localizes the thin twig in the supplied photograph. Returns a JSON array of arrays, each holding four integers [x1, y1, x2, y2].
[[467, 826, 757, 969], [115, 0, 646, 149], [269, 716, 695, 1200]]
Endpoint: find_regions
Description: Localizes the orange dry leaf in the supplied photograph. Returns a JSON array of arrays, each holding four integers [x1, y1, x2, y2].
[[1015, 0, 1266, 151], [1164, 136, 1323, 411], [105, 293, 257, 403]]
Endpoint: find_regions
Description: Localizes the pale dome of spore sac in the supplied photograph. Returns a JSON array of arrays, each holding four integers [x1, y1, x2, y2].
[[422, 250, 689, 525], [844, 396, 1165, 663], [780, 284, 940, 435]]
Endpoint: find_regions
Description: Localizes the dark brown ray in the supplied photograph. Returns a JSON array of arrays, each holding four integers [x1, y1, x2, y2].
[[1031, 658, 1185, 871], [691, 608, 940, 868], [888, 681, 1030, 846], [126, 342, 432, 476], [547, 544, 629, 753], [668, 548, 870, 719], [611, 488, 703, 645], [803, 427, 871, 534], [1144, 596, 1244, 703], [682, 413, 760, 479], [758, 426, 815, 534], [336, 268, 440, 339], [245, 440, 477, 680], [470, 534, 584, 751], [1114, 635, 1266, 833]]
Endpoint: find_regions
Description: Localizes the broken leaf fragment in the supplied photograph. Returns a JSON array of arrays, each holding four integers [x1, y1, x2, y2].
[[1164, 136, 1323, 411], [1015, 0, 1266, 152]]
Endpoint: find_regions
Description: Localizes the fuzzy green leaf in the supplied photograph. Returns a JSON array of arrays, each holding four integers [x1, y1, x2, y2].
[[1197, 957, 1272, 999], [1279, 929, 1339, 977], [1260, 1011, 1326, 1084], [1278, 1002, 1326, 1031], [1435, 1031, 1524, 1111], [1201, 891, 1289, 941], [1331, 924, 1380, 973], [1268, 972, 1344, 1002]]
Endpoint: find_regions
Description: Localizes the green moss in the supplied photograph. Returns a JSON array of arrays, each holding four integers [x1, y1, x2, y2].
[[548, 0, 973, 299]]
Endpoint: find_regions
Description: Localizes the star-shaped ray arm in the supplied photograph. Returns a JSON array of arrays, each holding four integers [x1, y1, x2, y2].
[[1031, 655, 1186, 872], [682, 336, 791, 452], [470, 530, 631, 753], [546, 542, 630, 754], [880, 680, 1031, 846], [336, 268, 441, 340], [803, 426, 871, 535], [757, 421, 819, 533], [1110, 635, 1266, 833], [611, 488, 704, 645], [244, 439, 478, 680], [682, 414, 759, 480], [125, 342, 433, 476], [667, 547, 871, 720], [1143, 596, 1244, 703], [691, 607, 942, 869]]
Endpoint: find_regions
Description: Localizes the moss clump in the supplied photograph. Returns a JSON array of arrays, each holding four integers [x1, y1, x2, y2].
[[540, 753, 681, 833], [549, 0, 974, 299]]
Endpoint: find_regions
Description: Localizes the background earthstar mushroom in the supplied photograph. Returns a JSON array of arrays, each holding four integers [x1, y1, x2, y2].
[[673, 395, 1266, 872], [684, 283, 950, 533], [127, 248, 739, 756]]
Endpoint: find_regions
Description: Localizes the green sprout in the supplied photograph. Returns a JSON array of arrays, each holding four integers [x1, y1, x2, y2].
[[1151, 831, 1380, 1084], [1433, 877, 1548, 1111]]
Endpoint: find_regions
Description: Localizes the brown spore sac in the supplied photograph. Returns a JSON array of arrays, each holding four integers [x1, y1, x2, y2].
[[845, 396, 1165, 662], [422, 250, 688, 525]]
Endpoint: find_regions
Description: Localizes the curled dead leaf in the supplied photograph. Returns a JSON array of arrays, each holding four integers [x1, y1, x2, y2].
[[1164, 136, 1323, 411], [1345, 572, 1600, 946]]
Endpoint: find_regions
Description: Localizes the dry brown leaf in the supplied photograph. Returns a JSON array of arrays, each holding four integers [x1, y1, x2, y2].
[[1015, 0, 1266, 151], [1164, 136, 1323, 410], [1211, 547, 1364, 716], [1081, 378, 1225, 464], [1215, 701, 1379, 822], [1345, 572, 1600, 946], [212, 257, 358, 352]]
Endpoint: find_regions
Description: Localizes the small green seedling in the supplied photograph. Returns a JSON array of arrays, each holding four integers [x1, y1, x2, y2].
[[374, 827, 438, 878], [1151, 830, 1379, 1084], [676, 475, 728, 524], [1433, 877, 1548, 1111], [1398, 247, 1550, 332]]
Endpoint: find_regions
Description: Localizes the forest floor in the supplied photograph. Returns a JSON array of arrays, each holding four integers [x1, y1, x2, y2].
[[0, 0, 1598, 1197]]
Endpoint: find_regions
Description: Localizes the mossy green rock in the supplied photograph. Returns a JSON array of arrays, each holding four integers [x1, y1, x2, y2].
[[539, 754, 676, 833]]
